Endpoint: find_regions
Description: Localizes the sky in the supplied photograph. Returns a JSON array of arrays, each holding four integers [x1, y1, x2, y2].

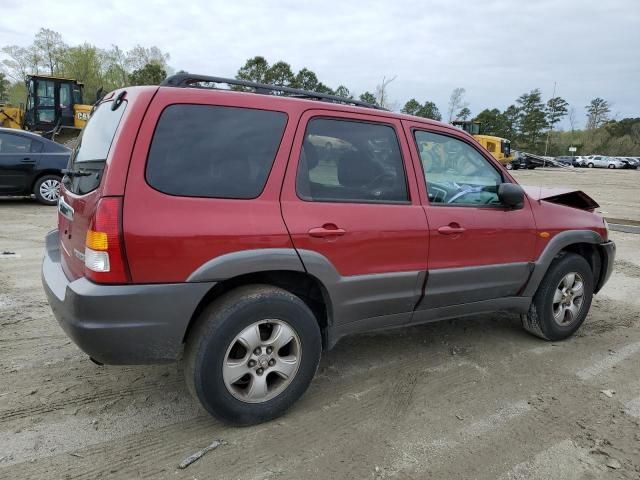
[[2, 0, 639, 128]]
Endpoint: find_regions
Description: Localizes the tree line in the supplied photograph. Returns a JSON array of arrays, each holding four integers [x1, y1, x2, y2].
[[1, 32, 637, 156], [1, 28, 170, 105]]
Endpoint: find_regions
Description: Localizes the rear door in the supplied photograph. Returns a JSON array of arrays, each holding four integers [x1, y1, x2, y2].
[[281, 110, 429, 327], [403, 122, 536, 310], [0, 132, 37, 194]]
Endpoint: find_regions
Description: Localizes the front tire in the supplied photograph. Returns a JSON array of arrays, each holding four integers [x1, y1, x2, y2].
[[522, 253, 594, 341], [506, 162, 514, 170], [588, 163, 594, 168], [184, 285, 322, 425], [33, 175, 61, 206]]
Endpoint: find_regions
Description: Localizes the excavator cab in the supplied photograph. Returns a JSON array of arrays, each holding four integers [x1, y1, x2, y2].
[[23, 75, 88, 134], [452, 120, 481, 135]]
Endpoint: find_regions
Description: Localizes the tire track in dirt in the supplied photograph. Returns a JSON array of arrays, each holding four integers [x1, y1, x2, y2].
[[0, 379, 181, 422]]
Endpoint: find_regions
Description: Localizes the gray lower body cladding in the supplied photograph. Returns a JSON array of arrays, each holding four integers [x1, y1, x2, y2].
[[42, 230, 214, 364]]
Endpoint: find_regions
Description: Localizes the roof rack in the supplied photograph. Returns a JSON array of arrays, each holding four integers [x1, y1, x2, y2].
[[160, 73, 385, 110]]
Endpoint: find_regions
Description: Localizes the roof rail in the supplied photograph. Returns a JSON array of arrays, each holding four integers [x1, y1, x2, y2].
[[160, 73, 385, 110]]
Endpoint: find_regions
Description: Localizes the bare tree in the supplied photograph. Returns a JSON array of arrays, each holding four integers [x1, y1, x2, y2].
[[34, 28, 67, 75], [1, 45, 34, 81], [375, 75, 397, 110], [447, 87, 468, 122], [126, 45, 170, 71]]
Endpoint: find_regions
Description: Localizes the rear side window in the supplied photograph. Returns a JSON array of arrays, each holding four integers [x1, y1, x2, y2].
[[0, 133, 32, 153], [146, 105, 287, 199]]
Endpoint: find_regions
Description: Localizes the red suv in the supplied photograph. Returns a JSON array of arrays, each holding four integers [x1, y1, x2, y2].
[[43, 74, 615, 425]]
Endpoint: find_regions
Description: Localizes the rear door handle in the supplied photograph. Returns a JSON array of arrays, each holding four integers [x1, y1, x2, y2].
[[21, 157, 35, 163], [437, 224, 466, 235], [308, 224, 346, 238]]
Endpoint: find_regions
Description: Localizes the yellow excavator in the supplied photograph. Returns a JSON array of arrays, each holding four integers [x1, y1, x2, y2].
[[0, 75, 92, 144], [452, 120, 514, 166]]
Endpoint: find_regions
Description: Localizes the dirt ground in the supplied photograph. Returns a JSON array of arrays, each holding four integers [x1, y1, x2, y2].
[[1, 168, 639, 480]]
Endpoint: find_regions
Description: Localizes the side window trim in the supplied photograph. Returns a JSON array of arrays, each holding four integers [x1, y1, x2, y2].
[[295, 116, 411, 205], [411, 127, 508, 209]]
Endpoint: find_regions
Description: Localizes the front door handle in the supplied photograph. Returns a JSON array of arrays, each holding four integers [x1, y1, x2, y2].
[[437, 223, 466, 235], [21, 157, 35, 163], [308, 224, 346, 238]]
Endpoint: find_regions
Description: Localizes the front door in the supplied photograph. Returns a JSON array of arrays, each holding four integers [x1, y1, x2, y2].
[[0, 133, 37, 194], [404, 123, 537, 310], [281, 111, 429, 327]]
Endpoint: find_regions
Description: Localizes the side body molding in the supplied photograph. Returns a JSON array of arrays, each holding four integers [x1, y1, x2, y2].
[[297, 249, 425, 327], [187, 248, 305, 282], [522, 229, 604, 297]]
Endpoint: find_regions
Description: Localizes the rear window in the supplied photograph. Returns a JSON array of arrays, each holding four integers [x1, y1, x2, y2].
[[146, 105, 287, 199], [65, 100, 126, 195], [73, 101, 126, 164]]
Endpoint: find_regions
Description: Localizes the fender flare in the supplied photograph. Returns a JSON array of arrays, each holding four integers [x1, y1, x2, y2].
[[186, 248, 305, 282], [522, 229, 604, 297]]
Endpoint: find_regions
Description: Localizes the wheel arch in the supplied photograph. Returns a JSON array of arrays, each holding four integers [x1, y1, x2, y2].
[[183, 269, 333, 350], [523, 230, 604, 297], [30, 170, 63, 192]]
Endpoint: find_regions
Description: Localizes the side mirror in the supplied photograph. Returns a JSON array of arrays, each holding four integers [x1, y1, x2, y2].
[[498, 183, 525, 209]]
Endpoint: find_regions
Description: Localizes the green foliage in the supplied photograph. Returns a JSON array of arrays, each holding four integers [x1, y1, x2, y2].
[[334, 85, 352, 99], [34, 28, 66, 75], [129, 63, 167, 86], [265, 61, 295, 86], [401, 98, 442, 120], [516, 89, 548, 150], [359, 91, 378, 106], [545, 96, 568, 128], [0, 29, 171, 103], [237, 56, 270, 84], [586, 97, 611, 129], [456, 107, 471, 121]]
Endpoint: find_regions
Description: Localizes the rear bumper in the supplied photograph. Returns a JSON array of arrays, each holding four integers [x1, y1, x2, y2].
[[595, 240, 615, 293], [41, 230, 214, 364]]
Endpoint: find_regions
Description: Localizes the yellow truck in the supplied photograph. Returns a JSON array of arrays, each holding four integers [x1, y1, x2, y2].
[[452, 120, 514, 166], [0, 75, 92, 143]]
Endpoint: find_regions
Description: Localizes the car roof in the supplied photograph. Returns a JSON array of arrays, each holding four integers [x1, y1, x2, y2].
[[0, 127, 70, 151]]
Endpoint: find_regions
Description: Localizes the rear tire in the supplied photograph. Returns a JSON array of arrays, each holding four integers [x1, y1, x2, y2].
[[506, 162, 514, 170], [522, 253, 593, 341], [33, 175, 61, 206], [184, 285, 322, 425], [608, 164, 615, 169]]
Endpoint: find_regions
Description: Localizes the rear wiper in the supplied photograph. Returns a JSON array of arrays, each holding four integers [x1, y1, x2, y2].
[[62, 168, 93, 178]]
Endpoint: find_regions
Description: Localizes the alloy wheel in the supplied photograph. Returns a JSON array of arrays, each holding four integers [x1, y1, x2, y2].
[[552, 272, 585, 326], [222, 319, 301, 403], [39, 179, 61, 202]]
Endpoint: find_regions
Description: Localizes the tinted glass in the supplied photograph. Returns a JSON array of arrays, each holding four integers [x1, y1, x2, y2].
[[0, 133, 31, 154], [415, 130, 502, 206], [146, 105, 287, 199], [64, 100, 126, 195], [73, 101, 126, 164], [296, 118, 408, 203]]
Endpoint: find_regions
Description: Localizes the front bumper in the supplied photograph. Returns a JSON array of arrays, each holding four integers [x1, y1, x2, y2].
[[595, 240, 615, 293], [41, 230, 215, 364]]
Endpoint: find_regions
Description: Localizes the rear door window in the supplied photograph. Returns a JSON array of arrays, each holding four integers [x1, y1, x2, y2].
[[295, 118, 408, 203], [146, 105, 287, 199]]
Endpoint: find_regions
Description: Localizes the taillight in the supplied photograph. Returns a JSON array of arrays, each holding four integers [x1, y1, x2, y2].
[[84, 197, 129, 284]]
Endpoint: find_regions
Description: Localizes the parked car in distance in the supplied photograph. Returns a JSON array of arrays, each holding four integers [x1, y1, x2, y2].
[[555, 156, 577, 166], [0, 127, 70, 205], [615, 157, 639, 169], [42, 75, 615, 425], [581, 155, 625, 169]]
